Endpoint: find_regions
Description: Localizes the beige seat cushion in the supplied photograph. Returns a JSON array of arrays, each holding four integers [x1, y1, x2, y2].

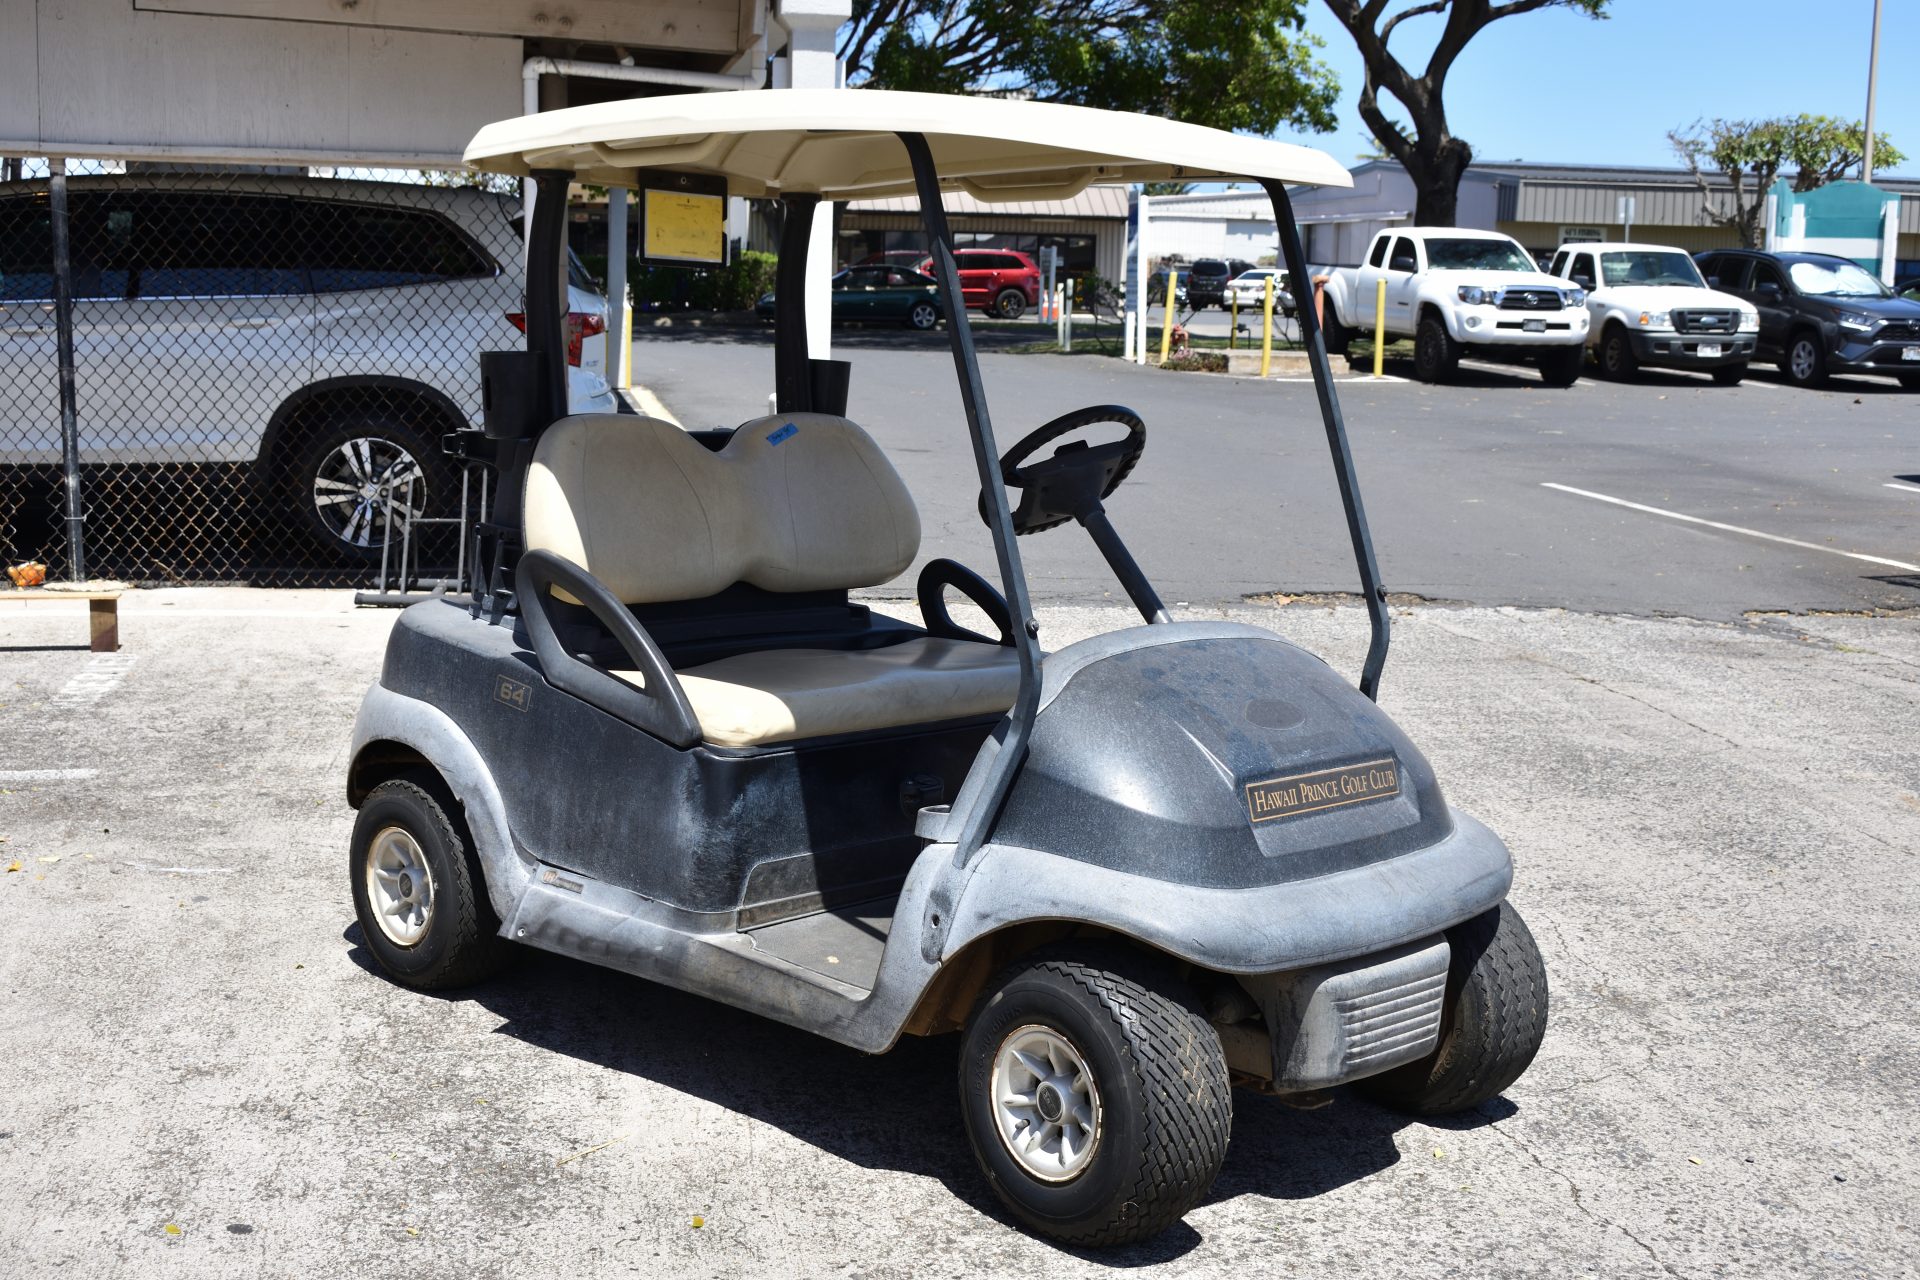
[[524, 412, 920, 604], [613, 638, 1020, 747]]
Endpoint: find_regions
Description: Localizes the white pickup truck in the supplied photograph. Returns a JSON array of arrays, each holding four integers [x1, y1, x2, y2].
[[1321, 228, 1589, 385], [1545, 241, 1758, 385]]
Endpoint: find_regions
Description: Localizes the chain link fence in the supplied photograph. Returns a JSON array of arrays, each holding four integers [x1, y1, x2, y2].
[[0, 160, 575, 589]]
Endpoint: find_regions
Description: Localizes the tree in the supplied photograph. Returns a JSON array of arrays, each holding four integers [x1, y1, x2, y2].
[[1319, 1, 1608, 226], [839, 0, 1340, 137], [1669, 115, 1905, 248]]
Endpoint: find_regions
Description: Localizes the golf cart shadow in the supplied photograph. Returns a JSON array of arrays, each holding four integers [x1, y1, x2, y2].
[[343, 925, 1516, 1260]]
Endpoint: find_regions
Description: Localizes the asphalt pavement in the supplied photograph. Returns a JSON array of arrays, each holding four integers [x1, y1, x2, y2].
[[1, 589, 1915, 1278], [638, 331, 1920, 618]]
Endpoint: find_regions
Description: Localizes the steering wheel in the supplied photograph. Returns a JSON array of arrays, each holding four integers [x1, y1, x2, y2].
[[979, 405, 1147, 535]]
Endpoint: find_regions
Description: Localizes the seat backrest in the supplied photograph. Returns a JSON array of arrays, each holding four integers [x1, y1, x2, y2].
[[524, 413, 921, 605]]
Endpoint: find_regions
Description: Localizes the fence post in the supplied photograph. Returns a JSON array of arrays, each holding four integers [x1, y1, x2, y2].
[[47, 159, 86, 582]]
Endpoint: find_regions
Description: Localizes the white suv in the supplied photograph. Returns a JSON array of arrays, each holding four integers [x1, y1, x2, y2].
[[1547, 242, 1758, 384], [0, 175, 615, 558]]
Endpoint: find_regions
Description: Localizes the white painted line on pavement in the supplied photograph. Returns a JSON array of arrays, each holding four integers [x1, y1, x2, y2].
[[1542, 482, 1920, 573], [54, 653, 137, 707], [1885, 482, 1920, 496], [0, 768, 97, 783]]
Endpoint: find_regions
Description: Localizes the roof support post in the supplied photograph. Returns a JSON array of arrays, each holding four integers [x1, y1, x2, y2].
[[1263, 180, 1390, 699], [773, 195, 819, 413], [898, 131, 1042, 878]]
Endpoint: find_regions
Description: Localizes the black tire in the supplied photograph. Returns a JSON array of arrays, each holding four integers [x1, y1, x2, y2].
[[290, 412, 457, 560], [1597, 323, 1638, 380], [1537, 343, 1585, 388], [1320, 308, 1351, 361], [1781, 330, 1830, 388], [959, 946, 1232, 1246], [1413, 314, 1460, 384], [349, 775, 515, 990], [1355, 902, 1548, 1116], [1898, 372, 1920, 390], [994, 288, 1029, 320], [1711, 364, 1747, 387], [907, 300, 939, 331]]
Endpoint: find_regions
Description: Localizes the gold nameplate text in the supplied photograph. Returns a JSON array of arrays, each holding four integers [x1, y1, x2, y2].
[[1245, 758, 1400, 824]]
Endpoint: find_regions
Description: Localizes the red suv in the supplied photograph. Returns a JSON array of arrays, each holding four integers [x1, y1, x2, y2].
[[913, 248, 1041, 318]]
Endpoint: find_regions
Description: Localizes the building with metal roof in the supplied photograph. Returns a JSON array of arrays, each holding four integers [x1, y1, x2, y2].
[[1289, 160, 1920, 275], [839, 184, 1131, 284]]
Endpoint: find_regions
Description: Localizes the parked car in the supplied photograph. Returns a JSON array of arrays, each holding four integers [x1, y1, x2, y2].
[[1183, 258, 1239, 309], [756, 264, 943, 330], [1696, 248, 1920, 389], [1145, 267, 1188, 309], [1321, 227, 1588, 385], [0, 175, 616, 558], [1547, 241, 1757, 384], [855, 250, 930, 270], [1225, 267, 1295, 316], [909, 247, 1039, 318]]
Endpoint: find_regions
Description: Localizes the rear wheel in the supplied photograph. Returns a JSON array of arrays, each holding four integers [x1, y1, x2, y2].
[[959, 946, 1231, 1246], [1320, 308, 1352, 361], [1355, 903, 1548, 1116], [1712, 364, 1747, 387], [1898, 372, 1920, 390], [291, 413, 456, 560], [1413, 314, 1460, 383], [1537, 343, 1585, 388], [994, 288, 1029, 320], [349, 775, 515, 990], [1597, 324, 1638, 380], [1781, 330, 1829, 388]]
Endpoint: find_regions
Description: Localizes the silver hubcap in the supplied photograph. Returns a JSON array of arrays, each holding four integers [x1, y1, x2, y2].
[[912, 304, 935, 327], [366, 826, 434, 947], [991, 1025, 1101, 1182], [1791, 341, 1816, 380], [312, 436, 426, 548]]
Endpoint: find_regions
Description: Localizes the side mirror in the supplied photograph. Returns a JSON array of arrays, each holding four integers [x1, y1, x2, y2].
[[1571, 276, 1595, 292], [1706, 276, 1720, 288], [1757, 282, 1783, 301], [1389, 255, 1418, 274]]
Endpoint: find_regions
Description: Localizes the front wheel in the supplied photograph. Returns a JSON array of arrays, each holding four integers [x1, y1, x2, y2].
[[1597, 324, 1638, 380], [1537, 344, 1585, 388], [1413, 315, 1460, 384], [349, 775, 515, 990], [994, 288, 1029, 320], [959, 947, 1232, 1246], [1354, 902, 1548, 1116], [1781, 331, 1829, 388], [1898, 372, 1920, 390], [907, 300, 939, 331]]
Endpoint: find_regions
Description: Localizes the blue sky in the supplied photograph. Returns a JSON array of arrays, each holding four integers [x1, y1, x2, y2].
[[1283, 0, 1909, 176]]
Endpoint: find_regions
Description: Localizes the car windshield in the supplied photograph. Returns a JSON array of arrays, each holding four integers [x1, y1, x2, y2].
[[1599, 251, 1704, 288], [1192, 260, 1227, 274], [1788, 259, 1891, 298], [1424, 238, 1536, 272]]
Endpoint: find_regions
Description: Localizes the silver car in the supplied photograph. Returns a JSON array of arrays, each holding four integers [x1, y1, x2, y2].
[[0, 175, 615, 557]]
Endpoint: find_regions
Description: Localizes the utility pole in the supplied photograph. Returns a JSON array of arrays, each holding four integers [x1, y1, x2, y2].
[[1864, 0, 1882, 181]]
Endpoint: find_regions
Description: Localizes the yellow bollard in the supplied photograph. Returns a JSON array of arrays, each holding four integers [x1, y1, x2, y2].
[[1259, 275, 1275, 377], [1159, 268, 1179, 364], [1230, 291, 1239, 350], [1372, 277, 1387, 379]]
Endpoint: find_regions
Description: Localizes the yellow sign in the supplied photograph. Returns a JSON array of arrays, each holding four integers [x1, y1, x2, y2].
[[644, 189, 724, 264]]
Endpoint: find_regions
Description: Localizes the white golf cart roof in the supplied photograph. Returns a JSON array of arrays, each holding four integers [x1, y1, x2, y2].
[[464, 88, 1352, 201]]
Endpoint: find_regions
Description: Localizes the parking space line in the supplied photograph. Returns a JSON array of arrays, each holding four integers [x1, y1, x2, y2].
[[1885, 482, 1920, 496], [1542, 482, 1920, 572], [54, 654, 138, 707], [0, 768, 98, 783]]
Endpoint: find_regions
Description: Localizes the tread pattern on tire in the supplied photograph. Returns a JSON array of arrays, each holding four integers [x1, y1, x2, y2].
[[991, 949, 1233, 1246], [1360, 902, 1548, 1116], [360, 775, 514, 990]]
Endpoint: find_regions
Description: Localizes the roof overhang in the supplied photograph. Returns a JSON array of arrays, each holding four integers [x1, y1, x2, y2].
[[464, 88, 1353, 201]]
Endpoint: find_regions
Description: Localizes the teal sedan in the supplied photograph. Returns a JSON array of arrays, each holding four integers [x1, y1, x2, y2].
[[757, 265, 944, 329]]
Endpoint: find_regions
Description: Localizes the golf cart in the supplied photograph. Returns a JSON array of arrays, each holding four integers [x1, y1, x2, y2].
[[345, 90, 1548, 1246]]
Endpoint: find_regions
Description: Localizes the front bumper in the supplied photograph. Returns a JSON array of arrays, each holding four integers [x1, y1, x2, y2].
[[1454, 305, 1588, 345], [1628, 329, 1755, 367], [1831, 333, 1920, 374]]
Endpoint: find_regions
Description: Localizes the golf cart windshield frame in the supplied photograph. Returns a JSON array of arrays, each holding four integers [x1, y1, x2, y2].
[[494, 127, 1390, 863]]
